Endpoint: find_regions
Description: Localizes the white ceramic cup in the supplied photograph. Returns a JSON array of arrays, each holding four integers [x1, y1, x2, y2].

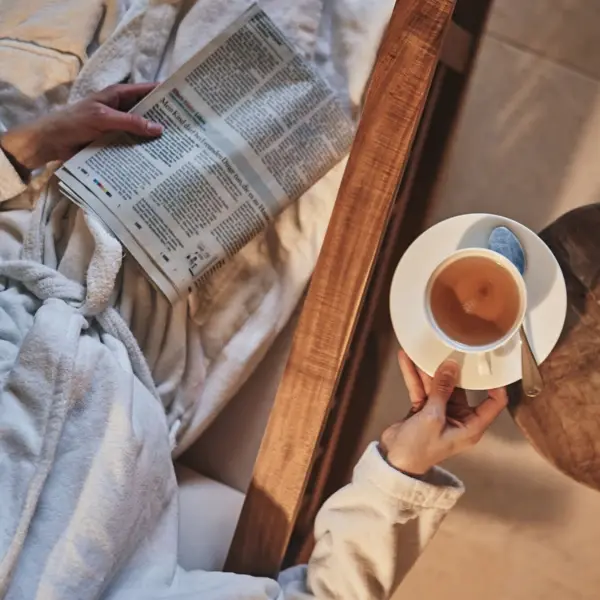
[[424, 248, 527, 375]]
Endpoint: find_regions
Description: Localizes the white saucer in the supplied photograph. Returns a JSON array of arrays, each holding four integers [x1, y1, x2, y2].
[[389, 214, 567, 390]]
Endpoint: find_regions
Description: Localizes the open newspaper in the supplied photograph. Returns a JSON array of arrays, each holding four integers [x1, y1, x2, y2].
[[56, 3, 354, 303]]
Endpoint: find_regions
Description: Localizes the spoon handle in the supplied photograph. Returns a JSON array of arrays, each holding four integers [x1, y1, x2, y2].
[[519, 326, 543, 397]]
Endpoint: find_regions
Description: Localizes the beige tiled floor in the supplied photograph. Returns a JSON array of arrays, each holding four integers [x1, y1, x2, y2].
[[431, 36, 600, 233], [383, 3, 600, 599], [487, 0, 600, 80]]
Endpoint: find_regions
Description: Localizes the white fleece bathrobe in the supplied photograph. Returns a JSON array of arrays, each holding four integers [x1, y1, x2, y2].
[[0, 1, 465, 598]]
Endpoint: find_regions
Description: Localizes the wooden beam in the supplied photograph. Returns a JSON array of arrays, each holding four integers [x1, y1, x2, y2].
[[285, 0, 498, 561], [225, 0, 455, 577]]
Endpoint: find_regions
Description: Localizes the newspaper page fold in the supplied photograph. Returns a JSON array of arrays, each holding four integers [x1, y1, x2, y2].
[[55, 3, 354, 302]]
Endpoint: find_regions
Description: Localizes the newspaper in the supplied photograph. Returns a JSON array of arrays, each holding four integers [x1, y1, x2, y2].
[[56, 4, 354, 303]]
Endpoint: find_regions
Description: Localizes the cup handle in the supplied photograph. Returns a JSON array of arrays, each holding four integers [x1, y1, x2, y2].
[[477, 352, 491, 376]]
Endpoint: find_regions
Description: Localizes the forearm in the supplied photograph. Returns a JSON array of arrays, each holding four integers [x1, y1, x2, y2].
[[278, 443, 464, 599]]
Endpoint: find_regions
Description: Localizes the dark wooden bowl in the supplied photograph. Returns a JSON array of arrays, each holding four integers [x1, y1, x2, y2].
[[509, 205, 600, 491]]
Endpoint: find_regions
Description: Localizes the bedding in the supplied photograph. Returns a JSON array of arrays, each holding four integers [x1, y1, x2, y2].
[[0, 0, 395, 455]]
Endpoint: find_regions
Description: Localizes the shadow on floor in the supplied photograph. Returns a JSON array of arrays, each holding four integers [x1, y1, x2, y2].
[[443, 452, 567, 523], [485, 408, 527, 443]]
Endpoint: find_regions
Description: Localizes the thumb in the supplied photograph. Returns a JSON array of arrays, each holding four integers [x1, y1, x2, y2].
[[97, 106, 163, 137], [427, 360, 460, 411]]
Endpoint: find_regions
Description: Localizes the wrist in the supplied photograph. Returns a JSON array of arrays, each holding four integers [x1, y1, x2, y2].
[[377, 442, 430, 478]]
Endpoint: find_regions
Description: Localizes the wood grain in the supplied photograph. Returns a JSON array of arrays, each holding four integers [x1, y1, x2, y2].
[[286, 63, 450, 566], [225, 0, 455, 577], [509, 204, 600, 491], [284, 0, 497, 565]]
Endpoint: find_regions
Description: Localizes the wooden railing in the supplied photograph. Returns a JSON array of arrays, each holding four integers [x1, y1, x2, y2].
[[225, 0, 456, 577]]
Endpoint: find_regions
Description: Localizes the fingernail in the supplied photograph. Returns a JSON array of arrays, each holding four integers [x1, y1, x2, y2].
[[147, 122, 163, 135], [440, 359, 460, 377]]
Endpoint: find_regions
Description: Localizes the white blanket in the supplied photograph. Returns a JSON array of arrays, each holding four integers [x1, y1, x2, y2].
[[0, 1, 465, 598], [0, 0, 394, 455]]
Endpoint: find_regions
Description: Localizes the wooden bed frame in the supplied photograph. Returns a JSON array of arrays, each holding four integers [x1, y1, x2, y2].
[[225, 0, 494, 577]]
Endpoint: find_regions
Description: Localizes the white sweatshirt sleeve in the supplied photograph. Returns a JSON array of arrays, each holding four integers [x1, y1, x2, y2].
[[273, 442, 464, 599], [171, 442, 463, 599]]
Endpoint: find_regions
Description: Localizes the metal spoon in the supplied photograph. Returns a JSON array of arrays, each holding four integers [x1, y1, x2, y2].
[[488, 226, 543, 397]]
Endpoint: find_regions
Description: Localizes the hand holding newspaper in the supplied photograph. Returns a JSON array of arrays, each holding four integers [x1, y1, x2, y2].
[[56, 4, 354, 303]]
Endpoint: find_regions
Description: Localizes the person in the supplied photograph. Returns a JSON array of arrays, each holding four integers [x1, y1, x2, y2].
[[0, 86, 508, 599]]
